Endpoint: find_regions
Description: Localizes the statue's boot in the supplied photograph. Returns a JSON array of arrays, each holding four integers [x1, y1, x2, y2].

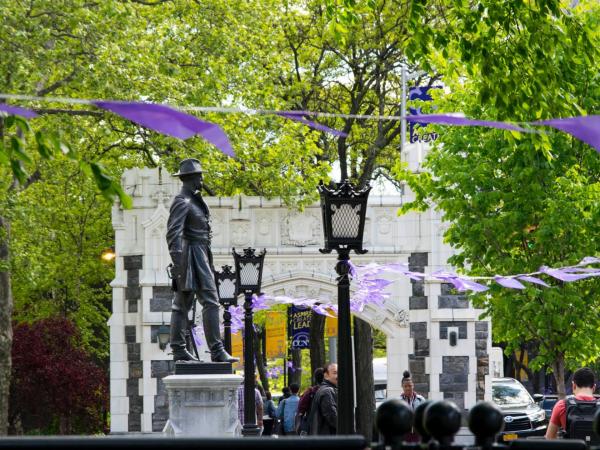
[[172, 347, 199, 362], [170, 309, 198, 362], [211, 349, 239, 363], [200, 295, 240, 363]]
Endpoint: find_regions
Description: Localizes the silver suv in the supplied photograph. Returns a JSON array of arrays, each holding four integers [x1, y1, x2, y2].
[[492, 377, 547, 442]]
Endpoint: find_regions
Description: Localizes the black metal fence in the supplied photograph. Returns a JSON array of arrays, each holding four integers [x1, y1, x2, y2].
[[2, 398, 600, 450]]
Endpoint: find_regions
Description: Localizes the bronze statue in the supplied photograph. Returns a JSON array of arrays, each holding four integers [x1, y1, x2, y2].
[[167, 158, 238, 363]]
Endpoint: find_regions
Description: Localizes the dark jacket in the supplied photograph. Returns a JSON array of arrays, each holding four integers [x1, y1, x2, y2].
[[309, 380, 338, 435], [166, 188, 214, 292], [298, 385, 320, 416]]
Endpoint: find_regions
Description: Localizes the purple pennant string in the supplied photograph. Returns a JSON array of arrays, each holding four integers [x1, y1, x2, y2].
[[534, 116, 600, 153], [278, 112, 348, 137], [541, 267, 600, 282], [313, 304, 336, 317], [252, 294, 269, 311], [407, 114, 530, 133], [191, 325, 203, 347], [452, 277, 490, 293], [0, 104, 38, 119], [219, 256, 600, 333], [93, 101, 235, 156], [580, 257, 600, 265], [517, 275, 551, 288], [494, 276, 526, 290], [431, 271, 489, 292]]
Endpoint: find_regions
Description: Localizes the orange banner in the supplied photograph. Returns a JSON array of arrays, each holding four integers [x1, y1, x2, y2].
[[325, 315, 338, 338], [231, 331, 244, 368], [266, 311, 287, 359]]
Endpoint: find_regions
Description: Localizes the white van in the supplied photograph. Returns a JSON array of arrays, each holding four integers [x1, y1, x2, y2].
[[373, 357, 387, 408]]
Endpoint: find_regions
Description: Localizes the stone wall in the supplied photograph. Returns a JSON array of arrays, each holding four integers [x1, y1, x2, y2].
[[108, 167, 492, 433]]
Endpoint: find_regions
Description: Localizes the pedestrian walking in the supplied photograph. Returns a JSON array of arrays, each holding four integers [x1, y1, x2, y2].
[[276, 383, 300, 435], [295, 368, 324, 435], [546, 367, 598, 441], [399, 370, 426, 442], [309, 363, 338, 435], [237, 383, 264, 433], [262, 391, 277, 436]]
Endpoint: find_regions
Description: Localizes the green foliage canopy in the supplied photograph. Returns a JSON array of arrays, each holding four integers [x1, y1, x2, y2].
[[397, 0, 600, 392]]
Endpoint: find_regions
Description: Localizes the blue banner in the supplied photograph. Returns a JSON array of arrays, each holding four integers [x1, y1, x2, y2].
[[290, 305, 311, 349], [409, 86, 442, 143]]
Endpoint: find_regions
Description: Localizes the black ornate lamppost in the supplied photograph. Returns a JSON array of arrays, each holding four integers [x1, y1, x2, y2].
[[214, 265, 238, 354], [318, 179, 371, 434], [232, 247, 267, 437]]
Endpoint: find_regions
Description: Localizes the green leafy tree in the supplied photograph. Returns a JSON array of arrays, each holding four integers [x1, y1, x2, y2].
[[397, 0, 600, 396], [0, 0, 336, 434], [256, 1, 440, 437]]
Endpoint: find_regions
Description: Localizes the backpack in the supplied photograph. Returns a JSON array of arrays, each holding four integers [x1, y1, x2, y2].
[[565, 396, 600, 444], [295, 387, 317, 435]]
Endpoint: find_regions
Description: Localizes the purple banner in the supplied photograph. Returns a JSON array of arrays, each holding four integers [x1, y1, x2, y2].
[[535, 116, 600, 153], [0, 104, 38, 119], [278, 112, 348, 137], [94, 101, 234, 156], [407, 114, 530, 133]]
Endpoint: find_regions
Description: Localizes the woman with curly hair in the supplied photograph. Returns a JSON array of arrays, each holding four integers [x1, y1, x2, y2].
[[400, 370, 427, 442]]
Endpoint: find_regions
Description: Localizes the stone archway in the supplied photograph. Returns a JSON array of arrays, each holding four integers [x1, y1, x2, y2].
[[109, 167, 493, 433], [261, 271, 410, 397]]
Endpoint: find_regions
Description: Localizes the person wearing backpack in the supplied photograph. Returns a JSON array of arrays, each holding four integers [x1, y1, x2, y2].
[[546, 367, 598, 441], [308, 363, 338, 435], [262, 391, 277, 436], [276, 383, 300, 436], [295, 368, 324, 435]]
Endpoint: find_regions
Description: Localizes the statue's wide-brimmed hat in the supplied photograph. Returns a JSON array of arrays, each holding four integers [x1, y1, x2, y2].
[[173, 158, 203, 177]]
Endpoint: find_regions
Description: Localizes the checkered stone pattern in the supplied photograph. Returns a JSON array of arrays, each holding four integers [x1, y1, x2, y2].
[[440, 356, 469, 410], [123, 255, 143, 431], [151, 360, 176, 432], [475, 321, 489, 401], [409, 252, 428, 310], [409, 322, 430, 395]]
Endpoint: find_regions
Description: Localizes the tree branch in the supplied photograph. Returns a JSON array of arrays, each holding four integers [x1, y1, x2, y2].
[[34, 108, 102, 117], [36, 69, 78, 96]]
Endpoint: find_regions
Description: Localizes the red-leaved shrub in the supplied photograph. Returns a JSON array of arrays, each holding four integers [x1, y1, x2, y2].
[[9, 317, 108, 434]]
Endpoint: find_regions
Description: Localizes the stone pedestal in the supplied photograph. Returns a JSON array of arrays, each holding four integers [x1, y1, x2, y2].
[[162, 373, 243, 437]]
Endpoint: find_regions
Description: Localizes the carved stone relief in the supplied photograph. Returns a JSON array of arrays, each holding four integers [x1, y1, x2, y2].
[[303, 261, 323, 274], [226, 388, 240, 434], [185, 389, 225, 406], [231, 220, 251, 247], [152, 189, 172, 208], [376, 214, 393, 236], [281, 262, 299, 273], [211, 212, 224, 238], [281, 212, 320, 247], [393, 309, 410, 327], [257, 215, 271, 236]]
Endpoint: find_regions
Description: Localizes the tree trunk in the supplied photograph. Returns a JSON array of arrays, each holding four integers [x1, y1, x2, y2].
[[0, 215, 13, 436], [289, 348, 302, 386], [354, 317, 374, 442], [309, 311, 326, 375], [253, 327, 269, 392], [551, 354, 566, 399]]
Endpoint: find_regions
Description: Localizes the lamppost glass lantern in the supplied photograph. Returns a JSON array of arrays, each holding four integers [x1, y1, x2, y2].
[[214, 264, 238, 355], [232, 247, 266, 437], [157, 324, 171, 351], [318, 179, 371, 435], [318, 180, 371, 254], [215, 265, 238, 306], [232, 247, 266, 294]]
